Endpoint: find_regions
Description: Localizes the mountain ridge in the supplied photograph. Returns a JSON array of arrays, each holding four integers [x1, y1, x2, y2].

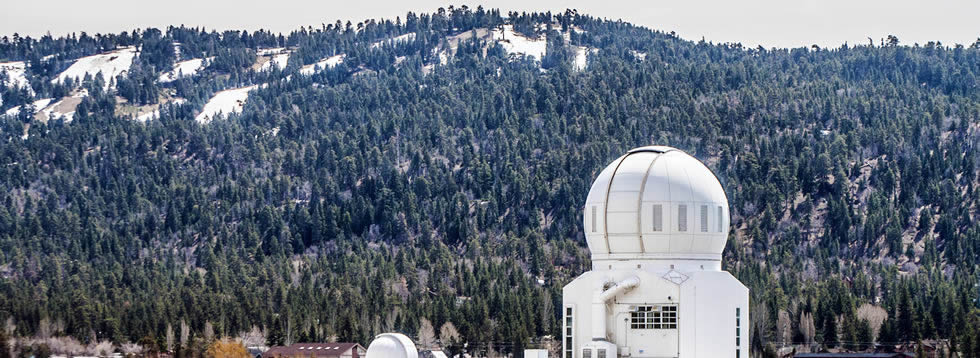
[[0, 7, 979, 358]]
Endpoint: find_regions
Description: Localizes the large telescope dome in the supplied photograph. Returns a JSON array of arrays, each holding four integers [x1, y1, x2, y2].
[[365, 333, 418, 358], [583, 146, 730, 262]]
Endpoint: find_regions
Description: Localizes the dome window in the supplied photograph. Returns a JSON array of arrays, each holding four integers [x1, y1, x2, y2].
[[677, 205, 687, 232], [700, 205, 709, 232], [717, 206, 724, 232], [591, 206, 597, 232], [652, 204, 663, 231]]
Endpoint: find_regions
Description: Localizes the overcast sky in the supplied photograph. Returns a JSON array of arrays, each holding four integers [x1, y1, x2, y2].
[[2, 0, 978, 49]]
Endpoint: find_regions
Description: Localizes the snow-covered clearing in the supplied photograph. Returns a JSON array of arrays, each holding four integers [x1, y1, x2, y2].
[[299, 54, 346, 75], [159, 58, 208, 83], [5, 98, 52, 117], [371, 33, 416, 49], [574, 46, 598, 71], [53, 47, 138, 87], [135, 99, 187, 122], [4, 89, 89, 122], [0, 61, 32, 90], [260, 53, 290, 71], [491, 25, 547, 61], [195, 85, 259, 124], [253, 48, 291, 71]]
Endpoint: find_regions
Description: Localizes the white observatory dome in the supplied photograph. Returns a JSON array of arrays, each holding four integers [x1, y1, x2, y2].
[[366, 333, 418, 358], [583, 146, 730, 263]]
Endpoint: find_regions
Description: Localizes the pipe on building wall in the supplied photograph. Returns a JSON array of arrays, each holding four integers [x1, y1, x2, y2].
[[591, 276, 640, 341]]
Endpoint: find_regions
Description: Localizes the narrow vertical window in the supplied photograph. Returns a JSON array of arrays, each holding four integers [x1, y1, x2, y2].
[[718, 206, 723, 232], [591, 206, 597, 233], [735, 307, 741, 357], [652, 204, 663, 232], [678, 205, 687, 232], [565, 305, 575, 358], [700, 205, 708, 232]]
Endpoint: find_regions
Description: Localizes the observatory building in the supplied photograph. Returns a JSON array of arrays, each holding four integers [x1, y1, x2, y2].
[[563, 146, 748, 358]]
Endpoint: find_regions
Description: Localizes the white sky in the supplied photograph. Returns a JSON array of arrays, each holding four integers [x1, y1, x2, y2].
[[2, 0, 978, 49]]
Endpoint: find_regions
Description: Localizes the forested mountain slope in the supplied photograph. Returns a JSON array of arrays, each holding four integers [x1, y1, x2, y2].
[[1, 7, 979, 357]]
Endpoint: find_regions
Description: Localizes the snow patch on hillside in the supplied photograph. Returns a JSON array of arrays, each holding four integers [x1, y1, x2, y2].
[[256, 48, 285, 56], [4, 89, 89, 122], [195, 85, 259, 124], [491, 25, 547, 61], [0, 61, 32, 91], [4, 98, 52, 117], [573, 46, 598, 71], [53, 47, 138, 87], [261, 53, 290, 71], [135, 99, 187, 122], [299, 54, 345, 75], [254, 48, 291, 71], [159, 58, 208, 83], [371, 33, 416, 49]]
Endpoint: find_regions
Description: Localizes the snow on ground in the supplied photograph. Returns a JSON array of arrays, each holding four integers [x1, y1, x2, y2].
[[573, 46, 598, 71], [53, 47, 138, 87], [195, 85, 259, 124], [4, 89, 89, 122], [491, 25, 547, 62], [0, 61, 32, 91], [254, 48, 291, 71], [5, 98, 52, 117], [135, 99, 187, 122], [630, 50, 647, 61], [260, 53, 290, 71], [299, 54, 346, 75], [256, 48, 286, 56], [159, 58, 208, 83], [371, 33, 416, 49]]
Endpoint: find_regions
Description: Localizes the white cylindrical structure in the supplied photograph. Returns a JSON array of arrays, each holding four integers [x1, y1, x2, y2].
[[366, 333, 418, 358]]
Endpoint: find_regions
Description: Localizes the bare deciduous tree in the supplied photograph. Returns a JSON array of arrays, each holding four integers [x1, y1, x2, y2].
[[239, 325, 267, 347], [800, 312, 816, 347], [856, 303, 887, 342], [204, 321, 215, 343], [45, 336, 84, 355], [439, 321, 460, 348], [165, 324, 175, 352], [121, 342, 144, 356], [38, 318, 54, 339], [417, 318, 436, 349], [180, 320, 190, 349], [776, 310, 792, 347], [87, 340, 114, 356]]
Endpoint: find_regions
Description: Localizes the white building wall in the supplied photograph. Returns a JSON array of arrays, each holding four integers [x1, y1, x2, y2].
[[563, 268, 748, 358], [678, 271, 749, 358]]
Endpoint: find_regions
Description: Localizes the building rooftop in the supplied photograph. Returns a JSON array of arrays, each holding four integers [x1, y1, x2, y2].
[[263, 343, 362, 358]]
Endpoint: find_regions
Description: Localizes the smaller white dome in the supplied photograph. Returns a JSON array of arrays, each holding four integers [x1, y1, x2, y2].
[[583, 146, 730, 262], [366, 333, 418, 358]]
